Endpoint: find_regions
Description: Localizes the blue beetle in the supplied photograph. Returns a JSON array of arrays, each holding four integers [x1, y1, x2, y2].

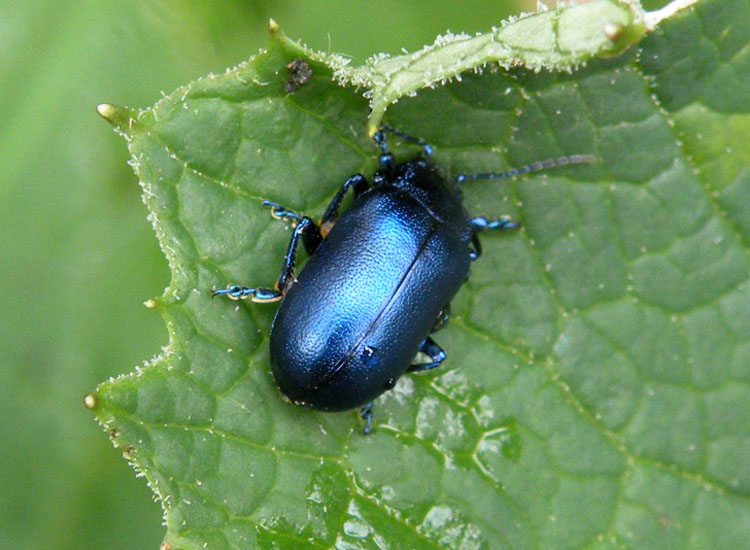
[[214, 126, 593, 433]]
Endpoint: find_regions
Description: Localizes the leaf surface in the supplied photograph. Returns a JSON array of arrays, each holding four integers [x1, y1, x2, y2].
[[90, 0, 750, 548]]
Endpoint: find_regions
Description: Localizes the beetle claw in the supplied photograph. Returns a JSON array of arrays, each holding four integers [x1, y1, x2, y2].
[[359, 403, 374, 435]]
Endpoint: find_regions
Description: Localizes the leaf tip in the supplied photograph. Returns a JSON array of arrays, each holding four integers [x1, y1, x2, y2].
[[83, 393, 98, 410], [268, 18, 281, 34], [96, 103, 137, 133]]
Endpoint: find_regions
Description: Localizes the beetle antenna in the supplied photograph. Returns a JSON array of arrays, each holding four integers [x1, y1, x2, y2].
[[373, 128, 394, 173], [455, 154, 596, 183], [378, 124, 433, 157]]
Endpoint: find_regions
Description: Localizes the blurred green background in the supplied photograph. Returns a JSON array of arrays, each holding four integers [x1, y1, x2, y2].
[[0, 1, 667, 549]]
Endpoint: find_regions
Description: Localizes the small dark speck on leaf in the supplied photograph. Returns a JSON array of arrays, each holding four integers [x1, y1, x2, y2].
[[284, 59, 312, 92]]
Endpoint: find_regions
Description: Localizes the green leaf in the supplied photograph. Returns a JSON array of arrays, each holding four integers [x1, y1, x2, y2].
[[330, 0, 648, 135], [90, 0, 750, 548]]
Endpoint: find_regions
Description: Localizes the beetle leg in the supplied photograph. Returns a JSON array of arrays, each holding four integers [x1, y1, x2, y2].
[[262, 200, 321, 255], [469, 216, 520, 260], [469, 233, 482, 261], [212, 285, 281, 302], [408, 337, 446, 372], [275, 217, 322, 293], [214, 216, 321, 301], [470, 216, 520, 232], [359, 402, 374, 435], [432, 304, 451, 333], [319, 174, 369, 236], [262, 200, 303, 223]]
